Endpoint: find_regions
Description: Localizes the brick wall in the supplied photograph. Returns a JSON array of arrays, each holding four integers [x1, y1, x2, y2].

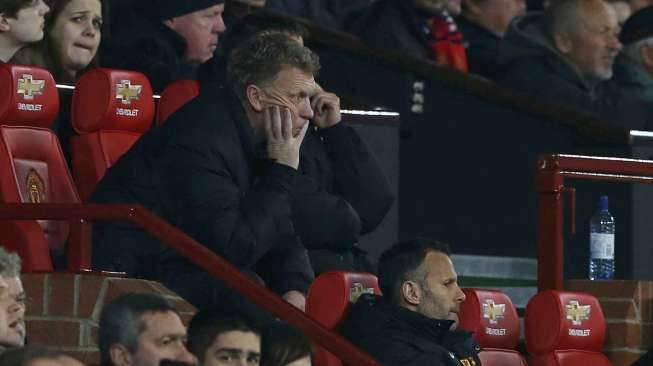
[[23, 273, 196, 365], [566, 280, 653, 366]]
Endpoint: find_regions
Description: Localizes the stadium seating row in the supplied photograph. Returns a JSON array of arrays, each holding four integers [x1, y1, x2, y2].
[[0, 63, 197, 272], [306, 271, 611, 366]]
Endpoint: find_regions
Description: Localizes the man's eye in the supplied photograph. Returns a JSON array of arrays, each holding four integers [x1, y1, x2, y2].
[[247, 355, 260, 363], [218, 355, 234, 361]]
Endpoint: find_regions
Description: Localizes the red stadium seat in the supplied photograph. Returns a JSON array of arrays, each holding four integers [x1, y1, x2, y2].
[[525, 290, 611, 366], [306, 271, 381, 366], [70, 68, 154, 201], [0, 64, 80, 271], [458, 288, 528, 365], [155, 79, 199, 126]]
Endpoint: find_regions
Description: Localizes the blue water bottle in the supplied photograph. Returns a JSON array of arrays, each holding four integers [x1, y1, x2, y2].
[[589, 195, 615, 280]]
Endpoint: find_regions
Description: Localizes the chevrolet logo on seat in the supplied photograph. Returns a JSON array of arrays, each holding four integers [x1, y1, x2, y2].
[[566, 300, 591, 326], [17, 74, 45, 100], [349, 283, 374, 303], [115, 80, 142, 105], [483, 299, 505, 324]]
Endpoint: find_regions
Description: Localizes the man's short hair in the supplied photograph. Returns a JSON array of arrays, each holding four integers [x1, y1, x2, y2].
[[221, 13, 307, 57], [378, 238, 451, 304], [98, 293, 178, 366], [0, 0, 36, 18], [187, 308, 260, 363], [0, 346, 58, 365], [227, 33, 320, 99], [0, 247, 21, 277]]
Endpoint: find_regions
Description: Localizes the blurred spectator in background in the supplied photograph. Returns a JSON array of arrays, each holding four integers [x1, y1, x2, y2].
[[101, 0, 226, 93], [187, 308, 261, 366], [457, 0, 526, 79], [612, 6, 653, 102], [500, 0, 653, 129], [260, 324, 311, 366], [607, 0, 632, 25], [99, 293, 197, 366], [223, 0, 266, 25], [266, 0, 371, 29], [11, 0, 105, 165], [0, 347, 85, 366], [11, 0, 104, 83], [0, 247, 25, 353], [345, 0, 469, 72], [0, 0, 49, 62]]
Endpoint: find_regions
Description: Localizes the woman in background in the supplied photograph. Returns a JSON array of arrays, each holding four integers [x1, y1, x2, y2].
[[261, 324, 313, 366]]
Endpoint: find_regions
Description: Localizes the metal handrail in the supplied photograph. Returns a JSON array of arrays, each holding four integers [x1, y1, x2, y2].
[[0, 203, 381, 366], [536, 154, 653, 291]]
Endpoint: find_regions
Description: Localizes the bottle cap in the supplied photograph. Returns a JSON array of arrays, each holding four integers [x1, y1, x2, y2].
[[599, 195, 609, 211]]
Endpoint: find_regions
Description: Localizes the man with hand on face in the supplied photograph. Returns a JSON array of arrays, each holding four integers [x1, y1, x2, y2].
[[102, 0, 226, 92], [92, 34, 319, 312], [343, 238, 480, 366]]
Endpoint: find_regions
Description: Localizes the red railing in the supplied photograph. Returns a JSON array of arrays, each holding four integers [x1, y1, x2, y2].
[[0, 203, 381, 366], [536, 154, 653, 291]]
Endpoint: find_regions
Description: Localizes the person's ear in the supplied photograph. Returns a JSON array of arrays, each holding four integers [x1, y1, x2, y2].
[[461, 0, 480, 17], [554, 32, 573, 54], [162, 18, 176, 30], [401, 281, 421, 306], [110, 343, 134, 366], [246, 84, 265, 112], [0, 13, 11, 32]]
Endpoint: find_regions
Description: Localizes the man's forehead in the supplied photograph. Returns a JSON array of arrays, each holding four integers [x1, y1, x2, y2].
[[214, 330, 260, 350], [140, 310, 186, 336], [423, 251, 457, 279]]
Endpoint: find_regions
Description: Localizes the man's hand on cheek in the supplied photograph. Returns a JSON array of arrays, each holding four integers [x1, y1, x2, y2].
[[264, 106, 308, 169]]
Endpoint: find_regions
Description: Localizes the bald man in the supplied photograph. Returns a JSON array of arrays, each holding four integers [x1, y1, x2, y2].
[[500, 0, 653, 130]]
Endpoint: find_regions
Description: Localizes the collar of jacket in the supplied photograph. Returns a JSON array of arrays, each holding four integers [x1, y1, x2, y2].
[[501, 12, 597, 91], [387, 299, 457, 340]]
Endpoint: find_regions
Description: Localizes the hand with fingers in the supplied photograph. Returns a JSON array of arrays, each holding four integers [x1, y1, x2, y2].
[[311, 88, 341, 129], [265, 105, 309, 169]]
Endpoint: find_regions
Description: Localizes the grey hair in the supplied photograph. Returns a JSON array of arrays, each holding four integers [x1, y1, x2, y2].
[[98, 293, 178, 366], [0, 247, 21, 277], [227, 33, 320, 99]]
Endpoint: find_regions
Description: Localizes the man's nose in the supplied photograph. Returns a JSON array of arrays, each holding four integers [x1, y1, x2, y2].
[[455, 285, 466, 303], [176, 345, 198, 365], [300, 99, 314, 120], [213, 15, 226, 33]]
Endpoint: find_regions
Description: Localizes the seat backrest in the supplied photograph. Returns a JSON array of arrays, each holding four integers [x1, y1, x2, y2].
[[458, 288, 528, 366], [0, 63, 79, 271], [71, 68, 154, 200], [306, 271, 381, 366], [525, 290, 611, 366], [155, 79, 199, 126]]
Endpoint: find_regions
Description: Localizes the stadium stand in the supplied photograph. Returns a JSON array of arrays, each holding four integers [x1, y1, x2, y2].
[[306, 271, 381, 366], [70, 68, 155, 201], [0, 63, 83, 272], [526, 290, 611, 366], [458, 288, 528, 366]]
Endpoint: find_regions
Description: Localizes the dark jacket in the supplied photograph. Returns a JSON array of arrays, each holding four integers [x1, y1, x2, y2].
[[499, 13, 653, 130], [344, 0, 433, 61], [457, 16, 502, 80], [343, 294, 482, 366], [266, 0, 371, 29], [91, 82, 314, 297], [101, 16, 198, 93], [294, 124, 394, 274]]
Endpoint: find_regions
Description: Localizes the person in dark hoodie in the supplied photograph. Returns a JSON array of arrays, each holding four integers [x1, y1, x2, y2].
[[101, 0, 226, 93], [343, 238, 480, 366], [500, 0, 653, 130]]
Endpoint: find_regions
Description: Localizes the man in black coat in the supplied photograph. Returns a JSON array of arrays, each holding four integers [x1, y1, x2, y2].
[[500, 0, 653, 129], [102, 0, 226, 93], [343, 238, 481, 366], [91, 34, 327, 310]]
